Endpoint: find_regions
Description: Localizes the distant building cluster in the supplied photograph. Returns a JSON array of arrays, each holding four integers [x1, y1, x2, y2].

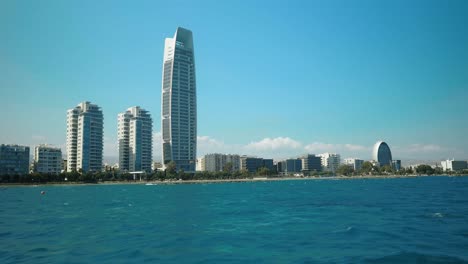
[[194, 141, 464, 175]]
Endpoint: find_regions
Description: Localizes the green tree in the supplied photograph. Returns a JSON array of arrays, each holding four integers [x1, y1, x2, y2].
[[381, 165, 393, 174], [240, 169, 251, 178], [337, 165, 354, 176], [360, 161, 373, 174], [415, 164, 434, 175], [223, 162, 233, 173], [257, 167, 270, 176], [166, 161, 177, 176]]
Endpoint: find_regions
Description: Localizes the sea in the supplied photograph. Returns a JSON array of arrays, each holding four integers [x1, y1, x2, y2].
[[1, 176, 468, 263]]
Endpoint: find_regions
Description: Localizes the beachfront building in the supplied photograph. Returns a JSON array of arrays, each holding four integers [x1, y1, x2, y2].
[[441, 159, 468, 171], [344, 158, 364, 171], [301, 154, 322, 172], [161, 27, 197, 172], [0, 144, 30, 175], [282, 158, 302, 174], [318, 153, 341, 173], [372, 141, 392, 167], [392, 160, 402, 171], [199, 153, 241, 172], [67, 102, 104, 173], [118, 106, 153, 173], [240, 156, 274, 173], [34, 145, 62, 174]]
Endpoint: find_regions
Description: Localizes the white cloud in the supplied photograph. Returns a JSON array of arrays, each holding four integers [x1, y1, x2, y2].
[[245, 137, 302, 151], [197, 135, 224, 148], [405, 144, 443, 152], [304, 142, 337, 152], [344, 144, 369, 151]]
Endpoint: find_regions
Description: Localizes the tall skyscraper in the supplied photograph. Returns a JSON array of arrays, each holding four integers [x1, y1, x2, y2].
[[118, 106, 153, 172], [161, 27, 197, 172], [67, 102, 104, 172]]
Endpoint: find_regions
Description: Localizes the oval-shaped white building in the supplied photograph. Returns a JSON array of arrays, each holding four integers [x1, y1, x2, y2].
[[372, 141, 392, 167]]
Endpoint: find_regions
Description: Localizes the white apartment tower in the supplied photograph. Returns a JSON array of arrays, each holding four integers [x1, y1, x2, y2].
[[34, 145, 62, 174], [66, 102, 103, 172], [161, 27, 197, 172], [118, 106, 153, 172]]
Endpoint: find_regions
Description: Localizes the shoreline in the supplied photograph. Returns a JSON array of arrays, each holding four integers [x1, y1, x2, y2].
[[1, 174, 466, 187]]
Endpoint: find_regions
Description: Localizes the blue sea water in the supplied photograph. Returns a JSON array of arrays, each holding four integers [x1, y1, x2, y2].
[[1, 176, 468, 263]]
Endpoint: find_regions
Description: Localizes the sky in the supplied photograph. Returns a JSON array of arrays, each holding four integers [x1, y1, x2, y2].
[[1, 0, 467, 163]]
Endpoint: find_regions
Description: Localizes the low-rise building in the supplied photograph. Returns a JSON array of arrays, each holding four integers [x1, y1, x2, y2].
[[318, 153, 341, 173], [240, 156, 273, 173], [0, 144, 30, 175], [200, 153, 241, 172], [34, 145, 62, 174], [344, 158, 364, 171], [441, 159, 467, 171], [392, 160, 402, 171], [284, 158, 302, 174], [301, 154, 322, 172]]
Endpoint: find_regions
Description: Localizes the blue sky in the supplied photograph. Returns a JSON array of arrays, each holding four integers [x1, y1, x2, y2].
[[1, 0, 467, 163]]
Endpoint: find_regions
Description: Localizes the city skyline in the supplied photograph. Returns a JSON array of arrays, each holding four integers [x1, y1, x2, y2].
[[1, 1, 468, 163]]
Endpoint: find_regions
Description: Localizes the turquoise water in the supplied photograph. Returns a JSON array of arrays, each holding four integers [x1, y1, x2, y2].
[[1, 176, 468, 263]]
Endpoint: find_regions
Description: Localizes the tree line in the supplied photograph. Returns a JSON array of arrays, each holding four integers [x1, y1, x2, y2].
[[335, 161, 467, 176], [1, 161, 465, 184]]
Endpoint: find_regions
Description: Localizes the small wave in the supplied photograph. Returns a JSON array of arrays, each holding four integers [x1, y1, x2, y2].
[[333, 226, 355, 233], [432, 212, 444, 218]]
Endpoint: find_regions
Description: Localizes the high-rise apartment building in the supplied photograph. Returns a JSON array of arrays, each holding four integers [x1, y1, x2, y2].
[[67, 102, 103, 172], [34, 145, 62, 174], [0, 144, 30, 175], [161, 27, 197, 172], [118, 106, 153, 172]]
